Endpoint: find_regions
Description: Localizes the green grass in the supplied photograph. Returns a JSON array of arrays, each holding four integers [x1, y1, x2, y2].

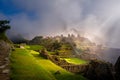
[[10, 48, 56, 80], [47, 51, 56, 55], [25, 45, 43, 51], [10, 45, 87, 80], [64, 58, 88, 65], [36, 58, 86, 80]]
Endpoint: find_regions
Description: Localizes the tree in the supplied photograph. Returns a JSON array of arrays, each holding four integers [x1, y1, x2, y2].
[[0, 20, 11, 33], [0, 20, 12, 43]]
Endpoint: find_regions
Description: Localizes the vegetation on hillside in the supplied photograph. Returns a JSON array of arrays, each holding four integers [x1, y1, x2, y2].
[[10, 33, 104, 80], [10, 45, 87, 80], [28, 36, 76, 57], [63, 58, 88, 65], [29, 36, 62, 52], [10, 48, 56, 80]]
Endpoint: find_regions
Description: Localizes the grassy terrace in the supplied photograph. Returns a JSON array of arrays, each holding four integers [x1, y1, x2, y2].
[[64, 58, 88, 65], [24, 45, 44, 50], [10, 45, 87, 80], [10, 48, 56, 80]]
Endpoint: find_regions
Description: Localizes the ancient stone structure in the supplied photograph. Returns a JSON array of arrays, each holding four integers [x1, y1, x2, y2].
[[0, 40, 11, 80], [39, 49, 50, 59], [61, 64, 88, 73]]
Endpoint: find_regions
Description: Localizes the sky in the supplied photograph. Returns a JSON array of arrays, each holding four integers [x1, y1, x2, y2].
[[0, 0, 120, 48]]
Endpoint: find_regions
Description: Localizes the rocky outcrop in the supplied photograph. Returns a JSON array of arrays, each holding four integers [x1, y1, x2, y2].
[[0, 40, 11, 80], [39, 49, 50, 59], [83, 60, 115, 80], [115, 56, 120, 80]]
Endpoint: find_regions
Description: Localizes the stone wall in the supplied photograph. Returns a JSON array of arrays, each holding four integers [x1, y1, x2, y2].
[[0, 40, 11, 80], [61, 65, 88, 73]]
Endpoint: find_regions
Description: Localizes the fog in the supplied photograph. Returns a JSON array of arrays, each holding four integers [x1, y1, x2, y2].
[[1, 0, 120, 63], [1, 0, 119, 48]]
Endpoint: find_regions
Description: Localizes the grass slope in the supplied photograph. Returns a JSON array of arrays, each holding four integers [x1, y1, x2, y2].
[[25, 45, 43, 51], [32, 52, 86, 80], [10, 45, 87, 80], [37, 59, 86, 80], [10, 48, 56, 80]]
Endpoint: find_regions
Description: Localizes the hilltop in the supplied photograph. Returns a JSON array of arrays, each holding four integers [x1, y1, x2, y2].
[[28, 34, 102, 60]]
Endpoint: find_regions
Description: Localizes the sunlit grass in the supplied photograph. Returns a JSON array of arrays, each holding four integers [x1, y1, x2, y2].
[[25, 45, 43, 51], [64, 58, 88, 65], [10, 45, 87, 80], [10, 48, 56, 80], [34, 56, 86, 80]]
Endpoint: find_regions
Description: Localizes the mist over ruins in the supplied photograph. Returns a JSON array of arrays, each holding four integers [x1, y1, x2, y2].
[[1, 0, 120, 80]]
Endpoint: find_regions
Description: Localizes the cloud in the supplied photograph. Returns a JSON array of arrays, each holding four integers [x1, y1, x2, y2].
[[6, 0, 84, 38], [1, 0, 120, 64], [1, 0, 120, 48]]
